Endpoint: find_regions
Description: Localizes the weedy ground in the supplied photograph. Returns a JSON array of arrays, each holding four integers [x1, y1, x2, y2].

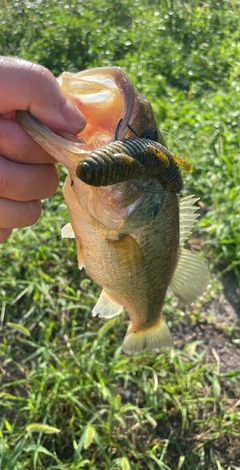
[[0, 181, 239, 470], [0, 0, 240, 469]]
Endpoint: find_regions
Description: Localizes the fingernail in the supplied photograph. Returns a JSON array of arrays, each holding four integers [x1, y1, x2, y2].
[[62, 100, 87, 132]]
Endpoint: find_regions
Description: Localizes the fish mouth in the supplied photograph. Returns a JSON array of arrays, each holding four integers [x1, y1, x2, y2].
[[17, 67, 165, 232], [58, 66, 136, 147], [16, 67, 141, 171]]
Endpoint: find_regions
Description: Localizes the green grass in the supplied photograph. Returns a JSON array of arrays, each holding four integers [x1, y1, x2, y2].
[[1, 297, 240, 469], [0, 0, 240, 468], [0, 191, 239, 468]]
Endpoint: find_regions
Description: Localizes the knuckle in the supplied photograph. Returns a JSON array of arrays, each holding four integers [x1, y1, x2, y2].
[[31, 64, 56, 95]]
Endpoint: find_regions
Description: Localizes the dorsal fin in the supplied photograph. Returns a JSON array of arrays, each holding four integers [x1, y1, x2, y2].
[[170, 248, 209, 304], [169, 195, 209, 304], [178, 195, 200, 245]]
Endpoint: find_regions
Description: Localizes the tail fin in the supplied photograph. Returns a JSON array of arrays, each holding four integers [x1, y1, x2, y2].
[[122, 316, 173, 355]]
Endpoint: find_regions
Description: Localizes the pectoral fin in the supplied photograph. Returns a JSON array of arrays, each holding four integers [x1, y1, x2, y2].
[[170, 248, 209, 304], [61, 222, 75, 238], [92, 289, 124, 318], [107, 234, 144, 268]]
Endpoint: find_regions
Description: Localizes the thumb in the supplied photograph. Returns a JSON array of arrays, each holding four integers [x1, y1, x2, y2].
[[0, 56, 86, 134]]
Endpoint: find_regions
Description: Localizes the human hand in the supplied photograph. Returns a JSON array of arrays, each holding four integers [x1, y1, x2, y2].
[[0, 56, 86, 242]]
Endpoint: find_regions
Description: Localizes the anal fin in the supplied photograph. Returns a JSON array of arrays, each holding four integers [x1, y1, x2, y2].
[[122, 316, 173, 355], [92, 289, 124, 318], [170, 248, 209, 305]]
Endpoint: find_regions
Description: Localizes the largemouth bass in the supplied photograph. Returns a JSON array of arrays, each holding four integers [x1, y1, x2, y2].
[[17, 67, 209, 354]]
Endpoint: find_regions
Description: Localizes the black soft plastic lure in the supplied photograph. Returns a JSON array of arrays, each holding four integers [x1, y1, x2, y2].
[[76, 130, 192, 193]]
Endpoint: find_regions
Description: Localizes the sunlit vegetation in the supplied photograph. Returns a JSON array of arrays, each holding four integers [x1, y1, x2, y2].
[[0, 1, 239, 469]]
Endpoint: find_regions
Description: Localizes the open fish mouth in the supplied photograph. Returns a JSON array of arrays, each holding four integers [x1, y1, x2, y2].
[[16, 67, 160, 169], [57, 67, 136, 148], [16, 67, 190, 233]]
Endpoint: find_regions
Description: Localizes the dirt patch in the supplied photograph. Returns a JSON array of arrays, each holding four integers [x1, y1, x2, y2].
[[173, 272, 240, 373]]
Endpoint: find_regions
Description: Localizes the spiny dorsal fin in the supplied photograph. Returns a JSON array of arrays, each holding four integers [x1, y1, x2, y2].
[[92, 289, 124, 318], [179, 195, 200, 245]]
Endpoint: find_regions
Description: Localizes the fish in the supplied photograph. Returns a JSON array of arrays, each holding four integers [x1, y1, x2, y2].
[[17, 66, 209, 354]]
